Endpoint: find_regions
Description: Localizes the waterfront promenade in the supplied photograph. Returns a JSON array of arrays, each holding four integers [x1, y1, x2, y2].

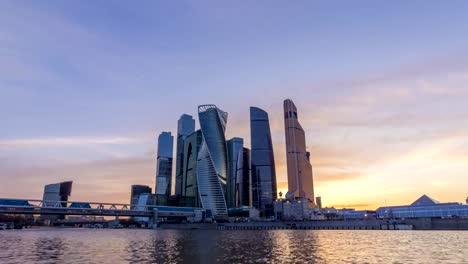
[[156, 218, 468, 231]]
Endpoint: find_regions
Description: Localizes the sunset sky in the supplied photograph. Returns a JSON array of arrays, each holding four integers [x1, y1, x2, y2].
[[1, 1, 468, 209]]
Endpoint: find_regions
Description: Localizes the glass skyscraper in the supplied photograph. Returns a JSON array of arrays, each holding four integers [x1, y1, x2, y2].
[[130, 185, 152, 207], [283, 99, 315, 207], [175, 114, 195, 197], [181, 129, 203, 207], [236, 147, 252, 207], [41, 181, 73, 221], [226, 137, 243, 208], [155, 131, 174, 205], [250, 106, 277, 217], [197, 105, 229, 219]]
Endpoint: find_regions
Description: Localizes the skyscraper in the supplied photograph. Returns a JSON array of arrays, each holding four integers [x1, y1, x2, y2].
[[197, 105, 229, 218], [155, 131, 174, 205], [250, 106, 278, 217], [175, 114, 196, 197], [181, 129, 203, 207], [226, 137, 243, 208], [316, 196, 322, 209], [236, 147, 252, 207], [41, 181, 73, 221], [283, 99, 315, 207], [130, 185, 152, 206]]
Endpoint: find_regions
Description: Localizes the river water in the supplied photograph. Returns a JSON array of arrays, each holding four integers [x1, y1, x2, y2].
[[0, 229, 467, 263]]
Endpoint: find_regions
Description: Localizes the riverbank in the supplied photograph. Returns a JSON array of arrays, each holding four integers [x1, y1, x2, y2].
[[156, 218, 468, 231]]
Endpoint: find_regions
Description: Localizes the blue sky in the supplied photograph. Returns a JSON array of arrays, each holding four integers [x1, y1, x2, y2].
[[1, 1, 468, 208]]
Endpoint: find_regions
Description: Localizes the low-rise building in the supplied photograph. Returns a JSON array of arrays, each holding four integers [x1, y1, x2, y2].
[[376, 194, 468, 219], [274, 198, 324, 221]]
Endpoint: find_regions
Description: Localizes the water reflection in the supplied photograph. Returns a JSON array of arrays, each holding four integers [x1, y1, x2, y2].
[[34, 235, 65, 263], [0, 229, 467, 263]]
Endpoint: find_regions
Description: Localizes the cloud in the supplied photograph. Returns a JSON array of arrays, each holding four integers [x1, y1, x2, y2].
[[0, 156, 155, 204], [326, 203, 375, 209], [429, 180, 451, 188], [315, 172, 363, 183], [0, 136, 142, 147]]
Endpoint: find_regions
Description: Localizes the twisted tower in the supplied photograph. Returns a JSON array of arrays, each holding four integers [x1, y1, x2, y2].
[[197, 105, 229, 218]]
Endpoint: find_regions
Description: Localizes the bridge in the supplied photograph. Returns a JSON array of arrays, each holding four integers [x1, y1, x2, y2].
[[0, 198, 199, 219]]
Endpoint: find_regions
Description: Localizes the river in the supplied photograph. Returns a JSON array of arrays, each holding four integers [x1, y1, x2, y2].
[[0, 229, 467, 263]]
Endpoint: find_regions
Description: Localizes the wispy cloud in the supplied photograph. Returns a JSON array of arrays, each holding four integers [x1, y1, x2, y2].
[[0, 136, 142, 147], [0, 156, 155, 203]]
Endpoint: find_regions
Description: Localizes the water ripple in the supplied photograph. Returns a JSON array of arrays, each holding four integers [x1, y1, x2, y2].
[[0, 229, 467, 263]]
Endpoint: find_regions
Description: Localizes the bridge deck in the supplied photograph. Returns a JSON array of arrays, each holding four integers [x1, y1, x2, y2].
[[0, 198, 198, 218]]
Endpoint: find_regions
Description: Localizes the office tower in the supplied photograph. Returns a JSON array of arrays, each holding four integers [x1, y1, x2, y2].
[[42, 181, 73, 206], [226, 137, 244, 208], [134, 193, 158, 222], [283, 99, 315, 207], [236, 147, 251, 207], [181, 129, 203, 207], [316, 196, 322, 209], [155, 131, 174, 205], [130, 185, 152, 206], [197, 104, 229, 218], [250, 106, 278, 217], [175, 114, 196, 197], [41, 181, 73, 221]]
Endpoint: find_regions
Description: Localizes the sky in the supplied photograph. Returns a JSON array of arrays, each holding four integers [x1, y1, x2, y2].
[[1, 1, 468, 209]]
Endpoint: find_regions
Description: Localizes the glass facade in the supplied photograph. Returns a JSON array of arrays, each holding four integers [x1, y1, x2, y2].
[[130, 185, 152, 206], [377, 204, 468, 218], [236, 147, 251, 207], [197, 105, 229, 218], [41, 181, 73, 221], [226, 137, 243, 208], [156, 132, 173, 205], [175, 114, 195, 197], [42, 181, 72, 206], [377, 195, 468, 219], [250, 107, 277, 217], [181, 130, 202, 207], [283, 99, 315, 207]]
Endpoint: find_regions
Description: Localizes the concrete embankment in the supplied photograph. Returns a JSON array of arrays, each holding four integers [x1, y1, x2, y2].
[[217, 220, 401, 231], [157, 223, 218, 230], [157, 218, 468, 231], [403, 218, 468, 230]]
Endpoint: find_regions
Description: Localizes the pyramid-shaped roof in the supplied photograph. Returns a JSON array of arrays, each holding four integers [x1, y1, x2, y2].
[[411, 194, 439, 206]]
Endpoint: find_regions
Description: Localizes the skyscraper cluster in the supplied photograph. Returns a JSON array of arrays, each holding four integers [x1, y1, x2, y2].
[[150, 99, 315, 219]]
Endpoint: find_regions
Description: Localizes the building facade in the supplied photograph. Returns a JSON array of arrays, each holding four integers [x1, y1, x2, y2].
[[130, 185, 152, 206], [181, 129, 203, 207], [376, 194, 468, 219], [175, 114, 195, 197], [250, 106, 278, 217], [41, 181, 73, 221], [42, 181, 73, 206], [316, 196, 322, 209], [236, 147, 252, 207], [226, 137, 244, 208], [197, 105, 229, 218], [283, 99, 315, 207], [155, 131, 174, 205]]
